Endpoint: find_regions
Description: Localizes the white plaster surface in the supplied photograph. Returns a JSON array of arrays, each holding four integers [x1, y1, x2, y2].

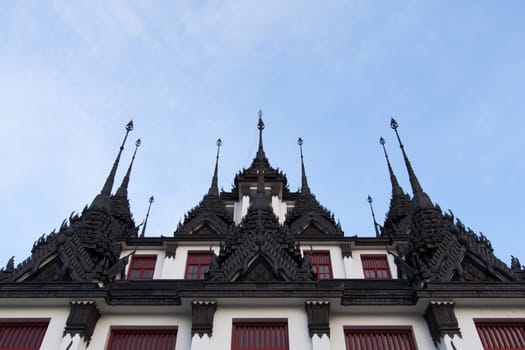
[[191, 333, 210, 350], [312, 333, 330, 350], [60, 333, 86, 350]]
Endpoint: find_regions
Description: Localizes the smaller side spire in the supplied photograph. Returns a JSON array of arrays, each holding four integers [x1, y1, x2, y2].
[[298, 137, 311, 195], [208, 138, 222, 197], [390, 118, 432, 208], [140, 196, 155, 237], [367, 195, 380, 237], [116, 138, 141, 197], [379, 137, 404, 197]]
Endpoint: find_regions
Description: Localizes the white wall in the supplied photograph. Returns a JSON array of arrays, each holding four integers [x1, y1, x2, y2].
[[301, 245, 346, 279], [121, 249, 166, 279]]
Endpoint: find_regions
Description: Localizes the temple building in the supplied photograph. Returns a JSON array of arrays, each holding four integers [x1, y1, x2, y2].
[[0, 114, 524, 350]]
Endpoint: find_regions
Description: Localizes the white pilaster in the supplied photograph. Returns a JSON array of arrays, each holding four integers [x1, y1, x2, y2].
[[191, 334, 210, 350], [60, 333, 86, 350], [343, 256, 352, 279], [312, 334, 330, 350], [436, 335, 459, 350]]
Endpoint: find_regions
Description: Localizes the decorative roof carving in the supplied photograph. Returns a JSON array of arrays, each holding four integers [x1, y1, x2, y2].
[[285, 193, 343, 236]]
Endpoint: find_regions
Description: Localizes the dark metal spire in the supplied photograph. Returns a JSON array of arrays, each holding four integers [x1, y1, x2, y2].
[[252, 131, 270, 210], [116, 138, 141, 197], [208, 138, 222, 197], [298, 137, 311, 195], [256, 110, 267, 161], [390, 118, 432, 208], [91, 120, 133, 210], [367, 195, 380, 237], [379, 137, 404, 197], [140, 195, 154, 237], [102, 120, 133, 195]]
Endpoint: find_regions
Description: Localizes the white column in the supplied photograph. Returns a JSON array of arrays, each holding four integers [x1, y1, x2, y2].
[[312, 334, 330, 350], [191, 334, 211, 350], [343, 256, 352, 278], [162, 255, 178, 279], [59, 333, 86, 350]]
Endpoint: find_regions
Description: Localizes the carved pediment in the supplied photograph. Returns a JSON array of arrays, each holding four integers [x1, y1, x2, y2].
[[242, 256, 285, 282]]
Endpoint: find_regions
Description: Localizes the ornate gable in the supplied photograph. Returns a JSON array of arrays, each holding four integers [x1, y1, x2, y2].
[[285, 193, 343, 236]]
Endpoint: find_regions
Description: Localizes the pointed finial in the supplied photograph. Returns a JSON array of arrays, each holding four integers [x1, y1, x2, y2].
[[297, 137, 311, 195], [367, 195, 380, 237], [390, 118, 432, 208], [379, 137, 403, 197], [208, 138, 222, 196], [140, 195, 155, 237], [258, 110, 264, 130], [115, 138, 141, 197]]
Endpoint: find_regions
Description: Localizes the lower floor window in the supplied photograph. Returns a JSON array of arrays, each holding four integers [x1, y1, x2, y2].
[[107, 328, 177, 350], [475, 321, 525, 349], [231, 319, 289, 350], [0, 321, 49, 350], [344, 327, 416, 350]]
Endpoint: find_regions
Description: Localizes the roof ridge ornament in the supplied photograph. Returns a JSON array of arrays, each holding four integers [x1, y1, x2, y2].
[[208, 138, 222, 196], [390, 118, 432, 208], [298, 137, 311, 195]]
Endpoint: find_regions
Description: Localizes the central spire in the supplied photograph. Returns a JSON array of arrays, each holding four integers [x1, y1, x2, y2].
[[208, 138, 222, 197], [256, 110, 267, 162], [298, 137, 311, 195], [390, 118, 432, 208]]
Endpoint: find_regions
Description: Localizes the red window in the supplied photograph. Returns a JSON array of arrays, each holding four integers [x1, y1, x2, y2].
[[361, 254, 391, 280], [231, 319, 289, 350], [128, 255, 157, 280], [304, 251, 333, 280], [185, 252, 212, 280], [107, 328, 177, 350], [0, 321, 48, 349], [344, 327, 417, 350], [476, 321, 525, 349]]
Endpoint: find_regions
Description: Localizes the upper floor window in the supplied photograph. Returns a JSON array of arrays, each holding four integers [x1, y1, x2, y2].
[[344, 327, 417, 350], [475, 321, 525, 349], [128, 255, 157, 280], [304, 250, 333, 280], [185, 251, 212, 280], [232, 319, 289, 350], [107, 328, 177, 350], [361, 254, 391, 280], [0, 321, 49, 349]]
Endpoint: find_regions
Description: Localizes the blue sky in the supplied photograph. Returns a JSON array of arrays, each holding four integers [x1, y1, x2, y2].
[[1, 2, 524, 267]]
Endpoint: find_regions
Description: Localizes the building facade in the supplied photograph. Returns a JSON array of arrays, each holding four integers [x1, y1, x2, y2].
[[0, 117, 524, 350]]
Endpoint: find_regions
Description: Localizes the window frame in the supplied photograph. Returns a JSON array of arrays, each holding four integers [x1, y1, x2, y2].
[[475, 319, 525, 349], [343, 326, 417, 350], [303, 250, 333, 280], [184, 251, 212, 280], [231, 318, 289, 350], [106, 326, 178, 350], [360, 254, 392, 280], [0, 320, 49, 350], [127, 254, 157, 280]]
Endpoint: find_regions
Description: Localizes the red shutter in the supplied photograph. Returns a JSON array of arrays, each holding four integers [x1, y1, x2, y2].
[[128, 255, 157, 280], [231, 321, 289, 350], [107, 329, 177, 350], [185, 252, 212, 280], [0, 322, 48, 350], [344, 328, 416, 350], [361, 255, 391, 280], [476, 322, 525, 349], [304, 251, 333, 279]]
